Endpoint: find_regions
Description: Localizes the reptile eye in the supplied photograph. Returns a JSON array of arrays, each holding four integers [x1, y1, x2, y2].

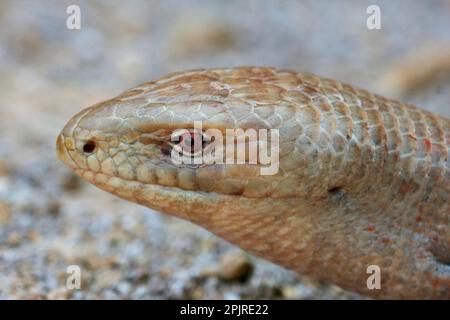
[[83, 140, 96, 153], [172, 130, 209, 156], [180, 132, 203, 152]]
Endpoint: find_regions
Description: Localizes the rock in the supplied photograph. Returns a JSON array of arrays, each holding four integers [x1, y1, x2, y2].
[[96, 270, 123, 288], [199, 266, 218, 278], [159, 266, 173, 278], [7, 232, 21, 247], [191, 287, 204, 299], [27, 229, 40, 242], [281, 284, 314, 299], [0, 161, 9, 176], [376, 44, 450, 98], [128, 268, 150, 284], [47, 287, 73, 300], [169, 18, 235, 58], [223, 291, 240, 300], [0, 201, 11, 224], [21, 294, 47, 300], [48, 201, 61, 216], [61, 173, 82, 192], [115, 281, 132, 297], [219, 251, 253, 282], [132, 285, 148, 299]]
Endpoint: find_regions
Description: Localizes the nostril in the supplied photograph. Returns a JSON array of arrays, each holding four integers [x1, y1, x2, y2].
[[83, 140, 96, 153]]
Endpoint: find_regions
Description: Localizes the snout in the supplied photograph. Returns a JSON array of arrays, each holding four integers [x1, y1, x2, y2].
[[56, 133, 77, 169]]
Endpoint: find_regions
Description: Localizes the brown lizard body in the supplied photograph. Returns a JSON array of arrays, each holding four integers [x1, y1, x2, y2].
[[57, 67, 449, 299]]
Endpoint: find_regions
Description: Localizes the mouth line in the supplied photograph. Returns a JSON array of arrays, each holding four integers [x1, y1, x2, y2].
[[72, 167, 214, 196], [71, 165, 255, 202]]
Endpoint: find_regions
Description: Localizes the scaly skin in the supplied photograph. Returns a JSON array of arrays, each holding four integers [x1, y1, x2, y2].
[[57, 67, 449, 299]]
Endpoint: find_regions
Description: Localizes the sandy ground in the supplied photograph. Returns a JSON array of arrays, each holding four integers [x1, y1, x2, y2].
[[0, 0, 449, 299]]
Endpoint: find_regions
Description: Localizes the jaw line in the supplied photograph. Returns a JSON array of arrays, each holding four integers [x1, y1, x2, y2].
[[72, 168, 228, 198], [71, 167, 230, 223]]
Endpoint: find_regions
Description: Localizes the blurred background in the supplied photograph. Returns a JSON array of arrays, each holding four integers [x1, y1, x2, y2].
[[0, 0, 449, 299]]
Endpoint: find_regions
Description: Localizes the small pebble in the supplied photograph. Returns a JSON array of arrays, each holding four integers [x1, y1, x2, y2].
[[0, 201, 11, 224], [0, 161, 9, 176], [281, 284, 314, 299], [48, 201, 61, 216], [7, 232, 21, 247], [219, 251, 253, 282], [96, 270, 123, 288], [47, 287, 72, 300], [61, 173, 82, 192], [169, 18, 235, 58]]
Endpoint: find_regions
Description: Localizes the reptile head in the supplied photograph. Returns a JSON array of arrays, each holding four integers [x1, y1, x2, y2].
[[56, 68, 323, 222]]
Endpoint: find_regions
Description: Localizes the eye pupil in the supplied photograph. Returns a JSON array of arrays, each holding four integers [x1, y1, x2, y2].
[[169, 130, 211, 157], [83, 140, 96, 153]]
